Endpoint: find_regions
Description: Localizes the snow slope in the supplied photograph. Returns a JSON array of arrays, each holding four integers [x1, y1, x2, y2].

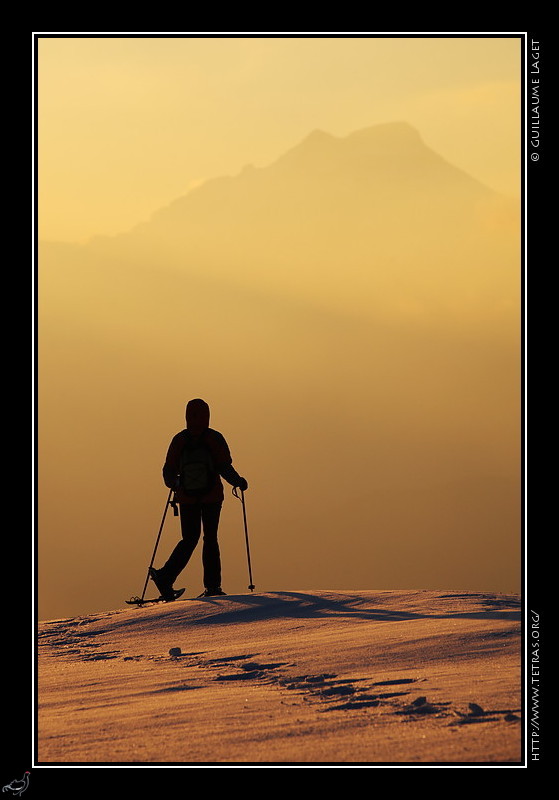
[[37, 590, 522, 765]]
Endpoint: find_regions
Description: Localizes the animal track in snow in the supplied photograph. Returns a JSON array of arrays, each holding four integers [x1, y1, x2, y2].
[[279, 673, 421, 713], [212, 658, 290, 682], [38, 619, 121, 662]]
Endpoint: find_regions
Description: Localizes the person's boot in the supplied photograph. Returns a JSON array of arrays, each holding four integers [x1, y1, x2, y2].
[[200, 587, 227, 597], [149, 567, 176, 601]]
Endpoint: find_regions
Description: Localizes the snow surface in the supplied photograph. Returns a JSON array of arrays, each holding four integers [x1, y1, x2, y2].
[[37, 590, 522, 765]]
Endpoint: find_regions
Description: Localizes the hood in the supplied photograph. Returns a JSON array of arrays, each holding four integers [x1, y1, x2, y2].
[[185, 398, 210, 435]]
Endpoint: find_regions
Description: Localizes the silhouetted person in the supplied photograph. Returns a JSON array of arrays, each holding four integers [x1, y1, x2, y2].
[[150, 399, 248, 599]]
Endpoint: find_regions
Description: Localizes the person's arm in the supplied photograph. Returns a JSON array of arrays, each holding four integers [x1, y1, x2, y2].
[[162, 433, 184, 489], [213, 433, 248, 490], [219, 463, 248, 491]]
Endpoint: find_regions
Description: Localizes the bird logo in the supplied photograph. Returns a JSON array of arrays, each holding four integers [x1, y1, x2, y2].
[[2, 772, 30, 796]]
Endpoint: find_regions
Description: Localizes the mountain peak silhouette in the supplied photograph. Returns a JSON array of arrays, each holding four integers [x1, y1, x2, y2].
[[274, 121, 425, 167], [262, 120, 489, 198], [77, 120, 503, 260], [41, 118, 517, 378]]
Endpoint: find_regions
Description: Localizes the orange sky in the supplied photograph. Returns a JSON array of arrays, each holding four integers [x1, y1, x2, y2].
[[37, 35, 523, 620], [38, 36, 521, 242]]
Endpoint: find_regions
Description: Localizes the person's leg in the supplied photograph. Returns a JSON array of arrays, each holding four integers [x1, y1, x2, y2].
[[201, 502, 223, 591], [158, 503, 202, 584]]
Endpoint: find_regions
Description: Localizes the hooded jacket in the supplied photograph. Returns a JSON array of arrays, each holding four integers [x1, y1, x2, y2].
[[162, 400, 243, 504]]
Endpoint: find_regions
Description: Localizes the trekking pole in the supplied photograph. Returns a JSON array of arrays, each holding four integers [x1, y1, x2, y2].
[[139, 487, 177, 602], [233, 487, 255, 592]]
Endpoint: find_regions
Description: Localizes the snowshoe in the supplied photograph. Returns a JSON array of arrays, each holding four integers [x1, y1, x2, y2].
[[127, 588, 185, 605]]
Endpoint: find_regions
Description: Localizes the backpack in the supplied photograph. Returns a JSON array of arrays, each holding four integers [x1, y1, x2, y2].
[[179, 431, 216, 496]]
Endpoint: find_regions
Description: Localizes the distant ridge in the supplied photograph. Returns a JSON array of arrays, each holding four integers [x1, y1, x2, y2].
[[41, 121, 499, 250], [130, 120, 494, 236], [40, 119, 517, 320]]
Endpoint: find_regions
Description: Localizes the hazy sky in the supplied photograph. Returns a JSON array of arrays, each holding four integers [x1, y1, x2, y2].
[[37, 35, 523, 619], [38, 35, 522, 242]]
